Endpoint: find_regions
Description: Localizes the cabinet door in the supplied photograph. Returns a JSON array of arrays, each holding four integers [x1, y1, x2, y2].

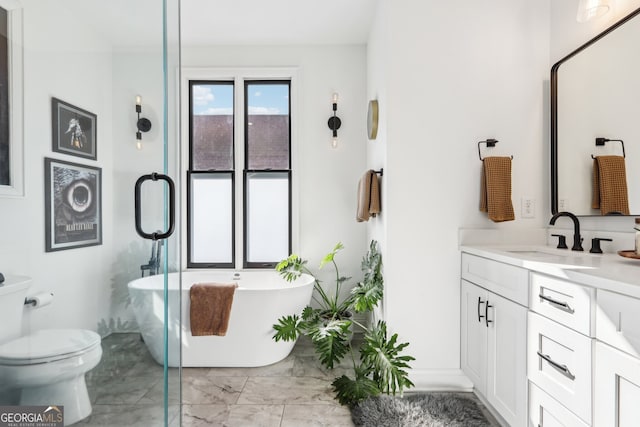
[[461, 280, 487, 395], [487, 292, 528, 427], [594, 341, 640, 427]]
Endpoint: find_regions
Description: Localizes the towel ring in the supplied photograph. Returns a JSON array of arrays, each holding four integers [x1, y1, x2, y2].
[[478, 139, 513, 161], [590, 137, 625, 159]]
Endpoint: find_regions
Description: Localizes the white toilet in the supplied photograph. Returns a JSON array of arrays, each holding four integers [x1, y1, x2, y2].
[[0, 275, 102, 426]]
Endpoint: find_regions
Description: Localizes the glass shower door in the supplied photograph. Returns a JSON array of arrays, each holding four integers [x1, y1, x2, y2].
[[132, 1, 182, 426]]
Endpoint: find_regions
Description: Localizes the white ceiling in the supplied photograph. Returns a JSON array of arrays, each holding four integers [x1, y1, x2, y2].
[[180, 0, 377, 46]]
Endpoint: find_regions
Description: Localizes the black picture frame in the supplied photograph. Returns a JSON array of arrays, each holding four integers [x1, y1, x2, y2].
[[45, 157, 102, 252], [51, 97, 97, 160]]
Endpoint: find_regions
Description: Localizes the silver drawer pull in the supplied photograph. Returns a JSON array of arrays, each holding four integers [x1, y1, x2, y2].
[[538, 294, 574, 314], [537, 351, 575, 380]]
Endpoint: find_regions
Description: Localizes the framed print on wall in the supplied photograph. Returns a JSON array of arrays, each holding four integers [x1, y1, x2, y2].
[[51, 97, 97, 160], [45, 157, 102, 252]]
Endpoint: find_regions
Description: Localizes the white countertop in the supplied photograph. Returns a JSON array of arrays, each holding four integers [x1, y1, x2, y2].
[[460, 244, 640, 299]]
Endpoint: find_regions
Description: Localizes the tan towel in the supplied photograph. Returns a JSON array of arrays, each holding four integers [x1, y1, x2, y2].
[[189, 282, 238, 336], [356, 170, 381, 222], [479, 157, 515, 222], [592, 155, 630, 215]]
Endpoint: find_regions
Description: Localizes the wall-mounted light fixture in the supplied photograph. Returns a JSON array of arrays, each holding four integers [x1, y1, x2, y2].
[[327, 92, 341, 149], [135, 95, 152, 150], [576, 0, 610, 23]]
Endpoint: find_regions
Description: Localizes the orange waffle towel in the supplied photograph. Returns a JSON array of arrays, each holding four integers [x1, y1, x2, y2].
[[592, 155, 630, 215], [480, 157, 515, 222], [189, 282, 238, 336], [356, 170, 381, 222]]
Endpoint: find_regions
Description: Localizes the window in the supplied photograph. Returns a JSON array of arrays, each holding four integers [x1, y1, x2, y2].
[[187, 78, 292, 268]]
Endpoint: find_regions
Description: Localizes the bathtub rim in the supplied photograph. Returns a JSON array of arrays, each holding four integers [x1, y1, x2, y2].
[[127, 270, 315, 291]]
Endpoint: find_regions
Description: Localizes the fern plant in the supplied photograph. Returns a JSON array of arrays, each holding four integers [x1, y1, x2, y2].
[[272, 240, 414, 406]]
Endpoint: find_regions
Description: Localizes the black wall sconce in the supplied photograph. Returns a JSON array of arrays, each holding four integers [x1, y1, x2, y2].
[[135, 95, 152, 149], [327, 92, 341, 149]]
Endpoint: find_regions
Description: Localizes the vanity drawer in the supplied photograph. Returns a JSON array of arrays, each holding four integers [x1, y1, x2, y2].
[[528, 312, 592, 425], [530, 273, 594, 336], [596, 290, 640, 357], [529, 382, 588, 427], [460, 253, 528, 306]]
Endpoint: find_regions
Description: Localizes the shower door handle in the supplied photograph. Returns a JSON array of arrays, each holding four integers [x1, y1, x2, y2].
[[134, 173, 175, 240]]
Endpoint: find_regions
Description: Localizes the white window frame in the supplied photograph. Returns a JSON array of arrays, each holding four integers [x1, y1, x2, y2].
[[180, 67, 300, 270]]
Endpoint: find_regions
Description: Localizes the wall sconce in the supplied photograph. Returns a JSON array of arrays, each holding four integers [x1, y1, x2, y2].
[[576, 0, 610, 23], [135, 95, 152, 150], [327, 92, 341, 149]]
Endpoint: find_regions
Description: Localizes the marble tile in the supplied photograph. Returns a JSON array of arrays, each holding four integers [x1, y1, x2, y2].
[[205, 353, 295, 377], [137, 374, 181, 405], [281, 404, 354, 427], [181, 404, 284, 427], [181, 371, 247, 404], [74, 403, 179, 426], [292, 354, 353, 380], [90, 376, 161, 405], [237, 376, 336, 405]]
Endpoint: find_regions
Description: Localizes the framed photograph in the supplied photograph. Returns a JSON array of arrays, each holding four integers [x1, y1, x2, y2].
[[45, 157, 102, 252], [51, 97, 97, 160]]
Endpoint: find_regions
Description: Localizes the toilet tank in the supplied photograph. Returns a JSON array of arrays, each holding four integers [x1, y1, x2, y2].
[[0, 276, 32, 344]]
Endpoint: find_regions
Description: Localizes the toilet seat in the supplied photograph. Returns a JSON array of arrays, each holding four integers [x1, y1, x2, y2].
[[0, 329, 101, 365]]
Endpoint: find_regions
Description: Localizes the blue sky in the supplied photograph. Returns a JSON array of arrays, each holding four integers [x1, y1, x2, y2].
[[192, 83, 289, 115]]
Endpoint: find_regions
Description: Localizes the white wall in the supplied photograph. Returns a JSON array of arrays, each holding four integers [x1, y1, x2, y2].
[[181, 45, 369, 291], [0, 1, 114, 334], [367, 0, 550, 389]]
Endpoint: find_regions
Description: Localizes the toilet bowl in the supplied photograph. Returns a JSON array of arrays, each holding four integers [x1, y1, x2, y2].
[[0, 329, 102, 426]]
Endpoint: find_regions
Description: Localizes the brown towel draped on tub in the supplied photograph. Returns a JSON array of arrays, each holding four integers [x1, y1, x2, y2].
[[356, 170, 381, 222], [592, 155, 630, 215], [190, 282, 238, 336], [480, 156, 515, 222]]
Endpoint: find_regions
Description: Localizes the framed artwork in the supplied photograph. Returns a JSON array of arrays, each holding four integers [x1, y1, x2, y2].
[[45, 157, 102, 252], [51, 97, 97, 160], [0, 4, 24, 197]]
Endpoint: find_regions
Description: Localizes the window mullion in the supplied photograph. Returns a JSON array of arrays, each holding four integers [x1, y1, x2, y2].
[[234, 76, 245, 269]]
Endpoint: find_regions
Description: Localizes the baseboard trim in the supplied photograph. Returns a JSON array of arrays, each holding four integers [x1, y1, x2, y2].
[[408, 369, 474, 392]]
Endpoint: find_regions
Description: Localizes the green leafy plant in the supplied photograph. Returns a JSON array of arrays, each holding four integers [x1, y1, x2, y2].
[[273, 240, 414, 406]]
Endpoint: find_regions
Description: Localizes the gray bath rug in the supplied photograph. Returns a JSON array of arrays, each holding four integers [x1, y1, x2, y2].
[[351, 393, 492, 427]]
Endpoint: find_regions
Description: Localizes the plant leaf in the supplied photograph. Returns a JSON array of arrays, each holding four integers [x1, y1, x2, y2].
[[276, 255, 307, 282], [360, 320, 415, 395], [331, 374, 381, 407], [272, 314, 300, 342], [350, 240, 384, 313], [319, 242, 344, 269], [309, 319, 350, 369]]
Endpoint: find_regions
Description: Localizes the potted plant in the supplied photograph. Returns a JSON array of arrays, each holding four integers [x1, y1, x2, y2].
[[272, 240, 414, 406]]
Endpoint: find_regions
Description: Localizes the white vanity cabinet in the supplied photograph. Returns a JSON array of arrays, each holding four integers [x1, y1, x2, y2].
[[461, 254, 528, 427], [594, 290, 640, 426], [527, 273, 595, 425]]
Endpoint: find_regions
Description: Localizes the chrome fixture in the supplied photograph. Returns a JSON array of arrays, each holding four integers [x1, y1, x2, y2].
[[549, 211, 583, 251], [327, 92, 341, 149], [135, 95, 152, 149]]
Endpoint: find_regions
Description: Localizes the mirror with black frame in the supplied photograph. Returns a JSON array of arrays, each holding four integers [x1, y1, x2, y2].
[[551, 7, 640, 216]]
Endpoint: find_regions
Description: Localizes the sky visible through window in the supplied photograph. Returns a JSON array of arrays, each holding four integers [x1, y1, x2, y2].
[[192, 84, 289, 116]]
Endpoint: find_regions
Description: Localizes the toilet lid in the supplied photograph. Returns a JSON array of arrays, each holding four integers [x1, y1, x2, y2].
[[0, 329, 101, 365]]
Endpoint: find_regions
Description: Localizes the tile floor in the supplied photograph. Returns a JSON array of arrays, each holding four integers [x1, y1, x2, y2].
[[79, 333, 499, 427], [79, 333, 354, 426]]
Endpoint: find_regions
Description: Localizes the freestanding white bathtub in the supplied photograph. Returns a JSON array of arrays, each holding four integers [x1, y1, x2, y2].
[[127, 270, 314, 367]]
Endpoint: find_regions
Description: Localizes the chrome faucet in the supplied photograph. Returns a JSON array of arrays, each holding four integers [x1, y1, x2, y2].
[[140, 238, 164, 277], [549, 211, 583, 251]]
